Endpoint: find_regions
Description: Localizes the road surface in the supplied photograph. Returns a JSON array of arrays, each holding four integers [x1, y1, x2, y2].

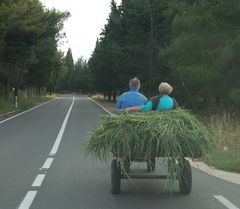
[[0, 95, 239, 209]]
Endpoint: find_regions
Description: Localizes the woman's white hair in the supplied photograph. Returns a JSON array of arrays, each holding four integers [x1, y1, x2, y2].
[[159, 82, 173, 95]]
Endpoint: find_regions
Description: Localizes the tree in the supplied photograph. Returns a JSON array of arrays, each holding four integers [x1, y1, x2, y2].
[[74, 57, 90, 94], [0, 0, 69, 97], [88, 0, 240, 110], [162, 0, 240, 108], [25, 6, 70, 95], [61, 48, 75, 92], [89, 0, 123, 101], [89, 0, 178, 99]]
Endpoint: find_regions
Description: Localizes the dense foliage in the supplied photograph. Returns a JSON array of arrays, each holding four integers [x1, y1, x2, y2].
[[0, 0, 69, 97], [89, 0, 240, 110]]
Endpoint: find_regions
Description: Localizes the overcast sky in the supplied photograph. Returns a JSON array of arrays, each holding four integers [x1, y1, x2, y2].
[[40, 0, 121, 61]]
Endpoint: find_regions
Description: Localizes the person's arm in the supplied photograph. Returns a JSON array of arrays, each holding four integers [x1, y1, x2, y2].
[[116, 96, 122, 109], [125, 106, 141, 113], [172, 98, 178, 109], [125, 101, 153, 113], [139, 100, 153, 111]]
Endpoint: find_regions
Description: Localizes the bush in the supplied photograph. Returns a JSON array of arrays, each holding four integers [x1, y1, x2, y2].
[[228, 88, 240, 106]]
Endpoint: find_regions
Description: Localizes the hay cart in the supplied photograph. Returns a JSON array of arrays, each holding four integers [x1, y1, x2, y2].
[[109, 109, 201, 195]]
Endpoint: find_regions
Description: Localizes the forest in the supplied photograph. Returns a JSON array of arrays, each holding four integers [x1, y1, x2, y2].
[[89, 0, 240, 111], [1, 0, 240, 111], [0, 0, 89, 98]]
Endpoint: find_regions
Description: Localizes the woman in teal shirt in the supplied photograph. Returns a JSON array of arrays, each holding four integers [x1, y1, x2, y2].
[[126, 82, 177, 112]]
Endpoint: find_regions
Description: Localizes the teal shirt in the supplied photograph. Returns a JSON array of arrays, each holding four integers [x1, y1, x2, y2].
[[140, 95, 174, 111]]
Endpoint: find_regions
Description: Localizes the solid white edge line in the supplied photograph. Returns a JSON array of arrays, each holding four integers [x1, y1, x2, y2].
[[32, 174, 46, 187], [0, 98, 58, 124], [17, 191, 37, 209], [214, 195, 239, 209], [87, 96, 113, 115], [41, 158, 54, 169], [49, 96, 75, 156]]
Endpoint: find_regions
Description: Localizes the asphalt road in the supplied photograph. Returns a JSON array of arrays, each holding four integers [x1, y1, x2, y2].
[[0, 95, 239, 209]]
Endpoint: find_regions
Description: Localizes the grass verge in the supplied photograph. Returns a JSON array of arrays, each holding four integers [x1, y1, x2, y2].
[[202, 112, 240, 173], [204, 151, 240, 173], [0, 95, 56, 117]]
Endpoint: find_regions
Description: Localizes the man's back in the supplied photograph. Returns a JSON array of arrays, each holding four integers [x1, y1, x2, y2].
[[116, 90, 147, 109]]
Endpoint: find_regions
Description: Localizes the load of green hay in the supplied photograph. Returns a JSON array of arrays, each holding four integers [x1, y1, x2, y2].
[[85, 109, 215, 163]]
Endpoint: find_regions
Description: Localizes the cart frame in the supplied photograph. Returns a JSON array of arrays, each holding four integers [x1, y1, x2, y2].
[[111, 156, 192, 195]]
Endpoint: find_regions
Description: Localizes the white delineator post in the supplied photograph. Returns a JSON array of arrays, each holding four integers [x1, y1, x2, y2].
[[15, 96, 18, 109]]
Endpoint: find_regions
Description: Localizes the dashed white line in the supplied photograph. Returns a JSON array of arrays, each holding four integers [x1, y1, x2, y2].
[[32, 174, 46, 187], [41, 158, 54, 169], [17, 191, 37, 209], [49, 96, 75, 156], [214, 195, 239, 209], [16, 97, 76, 209]]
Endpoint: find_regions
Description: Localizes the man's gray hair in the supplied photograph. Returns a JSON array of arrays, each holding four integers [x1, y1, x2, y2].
[[129, 77, 140, 90]]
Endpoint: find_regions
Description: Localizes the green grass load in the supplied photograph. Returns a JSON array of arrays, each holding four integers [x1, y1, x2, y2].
[[85, 109, 215, 182]]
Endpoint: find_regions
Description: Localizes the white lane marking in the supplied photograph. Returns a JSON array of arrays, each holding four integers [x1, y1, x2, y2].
[[49, 96, 75, 156], [214, 195, 239, 209], [17, 191, 37, 209], [0, 98, 57, 124], [32, 174, 46, 187], [87, 96, 113, 115], [41, 158, 54, 169]]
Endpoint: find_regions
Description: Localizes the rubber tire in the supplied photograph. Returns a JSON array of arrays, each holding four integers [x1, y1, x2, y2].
[[147, 157, 156, 171], [111, 159, 121, 194], [179, 159, 192, 195]]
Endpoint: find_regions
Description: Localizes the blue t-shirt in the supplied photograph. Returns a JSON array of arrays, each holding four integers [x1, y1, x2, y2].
[[140, 95, 174, 111], [116, 89, 148, 109]]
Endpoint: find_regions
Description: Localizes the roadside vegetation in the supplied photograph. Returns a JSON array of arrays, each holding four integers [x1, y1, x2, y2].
[[203, 112, 240, 173], [0, 95, 55, 117]]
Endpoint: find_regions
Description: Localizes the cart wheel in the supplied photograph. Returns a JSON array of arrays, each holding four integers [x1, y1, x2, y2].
[[179, 159, 192, 195], [111, 159, 121, 194], [147, 157, 156, 171]]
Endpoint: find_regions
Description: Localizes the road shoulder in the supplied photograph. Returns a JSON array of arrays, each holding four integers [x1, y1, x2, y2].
[[190, 160, 240, 185]]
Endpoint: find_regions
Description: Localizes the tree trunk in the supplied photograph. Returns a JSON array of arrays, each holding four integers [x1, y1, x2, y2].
[[113, 89, 116, 102], [215, 97, 221, 105], [4, 79, 10, 99], [108, 90, 111, 101], [104, 91, 107, 100], [27, 86, 33, 98], [37, 87, 41, 96], [14, 86, 18, 97]]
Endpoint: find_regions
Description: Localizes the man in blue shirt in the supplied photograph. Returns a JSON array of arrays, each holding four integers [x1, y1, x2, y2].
[[115, 77, 147, 172], [116, 77, 148, 109]]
